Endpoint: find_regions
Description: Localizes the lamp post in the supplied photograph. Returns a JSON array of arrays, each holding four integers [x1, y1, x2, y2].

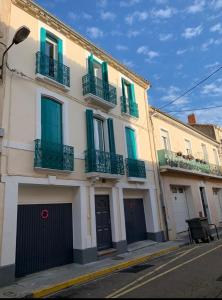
[[0, 25, 30, 80]]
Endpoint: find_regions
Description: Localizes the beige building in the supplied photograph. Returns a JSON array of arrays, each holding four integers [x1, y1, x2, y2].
[[0, 0, 165, 286], [150, 107, 222, 240]]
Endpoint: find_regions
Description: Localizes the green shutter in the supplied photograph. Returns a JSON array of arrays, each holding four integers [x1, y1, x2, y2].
[[121, 78, 127, 113], [41, 97, 62, 144], [129, 84, 136, 103], [125, 127, 137, 159], [102, 62, 108, 83], [57, 38, 63, 83], [88, 54, 94, 77], [86, 109, 95, 150], [107, 118, 116, 154], [40, 27, 46, 54]]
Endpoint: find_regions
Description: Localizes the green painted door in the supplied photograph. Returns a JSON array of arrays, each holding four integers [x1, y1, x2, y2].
[[41, 97, 63, 169]]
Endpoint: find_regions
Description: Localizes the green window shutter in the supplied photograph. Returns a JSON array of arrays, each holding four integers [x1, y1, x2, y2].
[[125, 127, 137, 159], [121, 78, 127, 113], [102, 62, 108, 83], [41, 97, 62, 144], [86, 109, 95, 150], [40, 27, 46, 54], [107, 118, 116, 154], [57, 38, 63, 83], [129, 84, 136, 103], [88, 54, 94, 77]]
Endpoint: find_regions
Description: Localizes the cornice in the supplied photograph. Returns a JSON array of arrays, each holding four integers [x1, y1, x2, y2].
[[12, 0, 150, 90]]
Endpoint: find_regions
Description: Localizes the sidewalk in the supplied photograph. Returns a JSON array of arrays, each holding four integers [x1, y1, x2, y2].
[[0, 239, 188, 298]]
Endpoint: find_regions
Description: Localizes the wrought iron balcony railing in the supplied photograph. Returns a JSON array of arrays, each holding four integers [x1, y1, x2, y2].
[[157, 149, 222, 177], [121, 96, 139, 118], [82, 74, 117, 105], [85, 149, 125, 175], [34, 139, 74, 171], [36, 52, 70, 87], [125, 158, 146, 178]]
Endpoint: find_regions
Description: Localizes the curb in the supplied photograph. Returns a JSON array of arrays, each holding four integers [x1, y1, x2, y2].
[[30, 245, 180, 298]]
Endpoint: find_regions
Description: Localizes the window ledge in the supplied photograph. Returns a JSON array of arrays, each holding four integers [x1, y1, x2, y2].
[[36, 73, 70, 92], [86, 172, 123, 180], [121, 112, 139, 119], [127, 177, 147, 182]]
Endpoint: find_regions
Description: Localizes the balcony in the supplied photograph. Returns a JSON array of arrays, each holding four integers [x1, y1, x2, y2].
[[36, 52, 70, 89], [121, 96, 139, 118], [82, 74, 117, 110], [157, 149, 222, 178], [34, 139, 74, 172], [125, 158, 146, 181], [85, 149, 124, 179]]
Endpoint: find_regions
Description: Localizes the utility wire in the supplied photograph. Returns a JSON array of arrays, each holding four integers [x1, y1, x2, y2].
[[167, 104, 222, 113], [153, 64, 222, 114]]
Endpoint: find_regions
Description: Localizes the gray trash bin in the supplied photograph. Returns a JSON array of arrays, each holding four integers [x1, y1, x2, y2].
[[186, 217, 214, 243]]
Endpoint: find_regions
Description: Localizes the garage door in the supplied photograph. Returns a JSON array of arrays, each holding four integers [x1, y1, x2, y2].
[[171, 187, 189, 233], [15, 204, 73, 277], [124, 198, 147, 244]]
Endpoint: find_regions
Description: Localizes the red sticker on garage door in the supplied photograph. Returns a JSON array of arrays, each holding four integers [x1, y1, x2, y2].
[[41, 209, 49, 220]]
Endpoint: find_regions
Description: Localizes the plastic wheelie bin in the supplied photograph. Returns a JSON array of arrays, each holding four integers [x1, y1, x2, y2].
[[186, 217, 214, 243]]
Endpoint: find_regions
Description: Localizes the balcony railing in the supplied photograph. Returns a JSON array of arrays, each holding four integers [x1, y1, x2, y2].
[[82, 74, 117, 105], [125, 158, 146, 178], [121, 96, 139, 118], [85, 149, 124, 175], [34, 139, 74, 171], [36, 52, 70, 87], [157, 149, 222, 177]]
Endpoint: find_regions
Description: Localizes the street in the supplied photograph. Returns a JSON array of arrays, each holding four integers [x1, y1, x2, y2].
[[50, 239, 222, 298]]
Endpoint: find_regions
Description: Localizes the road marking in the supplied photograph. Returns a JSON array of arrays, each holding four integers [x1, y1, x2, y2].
[[106, 246, 197, 298], [108, 244, 222, 298]]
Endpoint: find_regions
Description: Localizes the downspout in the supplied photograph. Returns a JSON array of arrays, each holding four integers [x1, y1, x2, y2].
[[145, 99, 169, 241]]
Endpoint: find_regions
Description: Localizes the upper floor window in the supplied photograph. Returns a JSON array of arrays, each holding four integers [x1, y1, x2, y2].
[[161, 129, 171, 151], [213, 148, 219, 166], [121, 78, 139, 118], [201, 143, 209, 162], [94, 117, 105, 152], [185, 139, 192, 155]]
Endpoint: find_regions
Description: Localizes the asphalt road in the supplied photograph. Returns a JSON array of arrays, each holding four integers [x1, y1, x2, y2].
[[50, 239, 222, 298]]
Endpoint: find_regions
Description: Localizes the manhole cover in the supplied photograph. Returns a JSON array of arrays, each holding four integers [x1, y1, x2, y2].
[[120, 263, 154, 273], [112, 256, 124, 260]]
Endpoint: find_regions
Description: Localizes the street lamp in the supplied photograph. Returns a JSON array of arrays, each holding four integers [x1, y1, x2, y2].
[[0, 26, 30, 79]]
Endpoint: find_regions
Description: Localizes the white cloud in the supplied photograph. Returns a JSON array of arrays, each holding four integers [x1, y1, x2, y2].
[[127, 30, 142, 38], [100, 11, 116, 21], [122, 59, 135, 68], [120, 0, 141, 7], [137, 46, 159, 62], [210, 0, 222, 9], [161, 86, 189, 106], [68, 11, 77, 21], [125, 11, 149, 25], [159, 33, 173, 41], [110, 30, 123, 36], [201, 82, 222, 96], [176, 49, 187, 55], [97, 0, 107, 7], [86, 27, 103, 39], [210, 23, 222, 34], [151, 7, 177, 18], [186, 0, 205, 14], [116, 44, 128, 51], [204, 61, 220, 69], [201, 37, 222, 50], [182, 25, 203, 39], [82, 12, 92, 20], [176, 64, 183, 70]]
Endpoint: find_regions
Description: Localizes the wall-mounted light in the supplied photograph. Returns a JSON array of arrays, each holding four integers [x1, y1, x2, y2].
[[0, 26, 30, 80]]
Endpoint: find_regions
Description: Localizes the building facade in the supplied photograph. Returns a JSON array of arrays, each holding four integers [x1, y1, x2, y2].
[[151, 107, 222, 241], [0, 0, 164, 286]]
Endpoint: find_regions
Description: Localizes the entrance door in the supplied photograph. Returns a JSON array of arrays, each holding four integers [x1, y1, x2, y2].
[[199, 187, 211, 222], [171, 187, 189, 233], [95, 195, 112, 251], [213, 188, 222, 222], [15, 204, 73, 277], [124, 198, 147, 244]]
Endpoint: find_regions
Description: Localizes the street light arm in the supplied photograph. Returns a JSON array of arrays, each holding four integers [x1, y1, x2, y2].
[[0, 42, 14, 79]]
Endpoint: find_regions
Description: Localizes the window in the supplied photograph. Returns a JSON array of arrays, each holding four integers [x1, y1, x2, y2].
[[125, 127, 138, 159], [45, 35, 58, 60], [185, 139, 192, 155], [121, 78, 138, 118], [93, 61, 102, 79], [161, 129, 171, 151], [94, 117, 105, 151], [213, 148, 219, 166], [201, 144, 208, 162]]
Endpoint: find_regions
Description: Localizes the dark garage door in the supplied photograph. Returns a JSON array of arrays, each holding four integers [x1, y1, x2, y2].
[[124, 198, 147, 244], [95, 195, 112, 251], [15, 203, 73, 277]]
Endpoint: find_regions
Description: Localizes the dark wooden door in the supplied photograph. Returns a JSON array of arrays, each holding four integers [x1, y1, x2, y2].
[[95, 195, 112, 251], [124, 198, 147, 244], [15, 204, 73, 277]]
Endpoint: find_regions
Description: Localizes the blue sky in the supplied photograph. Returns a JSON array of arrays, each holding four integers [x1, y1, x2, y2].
[[34, 0, 222, 125]]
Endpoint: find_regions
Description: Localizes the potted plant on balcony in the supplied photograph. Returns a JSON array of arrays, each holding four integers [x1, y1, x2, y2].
[[187, 154, 194, 160]]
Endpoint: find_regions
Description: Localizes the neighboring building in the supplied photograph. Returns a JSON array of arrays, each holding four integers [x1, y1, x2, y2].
[[150, 107, 222, 240], [0, 0, 164, 286], [188, 113, 222, 162]]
